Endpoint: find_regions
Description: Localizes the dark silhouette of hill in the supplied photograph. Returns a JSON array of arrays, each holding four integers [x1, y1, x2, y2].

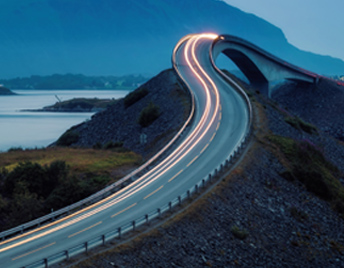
[[1, 0, 343, 78], [0, 86, 15, 95]]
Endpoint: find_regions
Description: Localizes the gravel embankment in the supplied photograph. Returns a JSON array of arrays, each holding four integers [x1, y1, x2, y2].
[[70, 77, 344, 268], [67, 69, 190, 157]]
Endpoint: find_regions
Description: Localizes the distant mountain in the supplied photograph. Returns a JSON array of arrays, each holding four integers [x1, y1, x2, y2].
[[0, 0, 343, 78]]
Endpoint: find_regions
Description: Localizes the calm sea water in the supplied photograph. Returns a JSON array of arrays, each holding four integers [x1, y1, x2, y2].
[[0, 89, 130, 152]]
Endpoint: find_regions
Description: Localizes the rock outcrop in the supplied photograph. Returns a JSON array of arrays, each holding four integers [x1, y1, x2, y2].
[[0, 86, 15, 95], [60, 69, 191, 157]]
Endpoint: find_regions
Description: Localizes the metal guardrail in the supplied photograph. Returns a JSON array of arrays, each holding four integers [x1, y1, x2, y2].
[[22, 126, 252, 268], [0, 69, 195, 243], [21, 36, 254, 268]]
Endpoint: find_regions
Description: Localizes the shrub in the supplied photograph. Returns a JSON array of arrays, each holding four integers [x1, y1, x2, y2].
[[7, 147, 24, 152], [124, 87, 148, 108], [268, 135, 344, 215], [3, 161, 68, 199], [93, 142, 102, 149], [231, 225, 248, 240], [56, 130, 80, 146], [138, 101, 160, 127], [103, 141, 123, 150]]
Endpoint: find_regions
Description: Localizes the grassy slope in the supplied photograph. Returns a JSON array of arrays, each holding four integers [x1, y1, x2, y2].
[[1, 147, 141, 176], [0, 148, 142, 230]]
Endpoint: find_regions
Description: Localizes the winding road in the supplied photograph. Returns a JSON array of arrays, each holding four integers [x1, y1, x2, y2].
[[0, 33, 250, 268]]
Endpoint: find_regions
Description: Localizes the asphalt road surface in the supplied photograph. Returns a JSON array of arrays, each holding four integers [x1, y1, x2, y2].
[[0, 33, 250, 268]]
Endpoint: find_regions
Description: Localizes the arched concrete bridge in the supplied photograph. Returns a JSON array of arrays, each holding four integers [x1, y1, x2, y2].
[[212, 35, 319, 97]]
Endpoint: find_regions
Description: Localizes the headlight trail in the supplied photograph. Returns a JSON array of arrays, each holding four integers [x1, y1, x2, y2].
[[0, 33, 221, 254]]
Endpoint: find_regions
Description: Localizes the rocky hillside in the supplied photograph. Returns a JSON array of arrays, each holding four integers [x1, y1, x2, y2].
[[56, 69, 191, 158], [71, 76, 344, 267]]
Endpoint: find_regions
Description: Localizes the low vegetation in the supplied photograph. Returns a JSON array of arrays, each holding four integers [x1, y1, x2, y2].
[[0, 147, 141, 231], [268, 135, 344, 216], [138, 101, 160, 127], [56, 128, 80, 146], [284, 116, 318, 134], [124, 87, 149, 108], [231, 225, 249, 240]]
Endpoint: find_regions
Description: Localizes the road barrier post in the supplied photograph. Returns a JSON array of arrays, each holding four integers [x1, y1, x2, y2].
[[169, 202, 172, 210], [178, 196, 182, 206], [85, 242, 88, 254], [118, 227, 121, 239], [132, 221, 136, 231], [65, 250, 69, 260], [187, 190, 190, 199], [102, 235, 105, 246], [158, 208, 161, 218], [145, 214, 149, 224]]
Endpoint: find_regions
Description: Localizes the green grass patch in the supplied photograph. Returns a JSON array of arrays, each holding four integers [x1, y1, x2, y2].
[[0, 147, 141, 177], [268, 135, 344, 215], [284, 116, 318, 134]]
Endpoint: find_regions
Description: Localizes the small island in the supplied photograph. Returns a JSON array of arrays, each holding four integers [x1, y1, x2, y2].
[[0, 85, 16, 95], [22, 98, 117, 112]]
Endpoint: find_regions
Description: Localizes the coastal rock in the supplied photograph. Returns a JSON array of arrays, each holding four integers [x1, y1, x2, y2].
[[0, 86, 15, 95]]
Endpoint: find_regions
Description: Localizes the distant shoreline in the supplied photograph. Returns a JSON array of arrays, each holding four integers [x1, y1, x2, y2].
[[20, 97, 117, 113], [0, 73, 148, 90]]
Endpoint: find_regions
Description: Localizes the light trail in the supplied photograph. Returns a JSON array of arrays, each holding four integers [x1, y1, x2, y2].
[[0, 33, 222, 256]]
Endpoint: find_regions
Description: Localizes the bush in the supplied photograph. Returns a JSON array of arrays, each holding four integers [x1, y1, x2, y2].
[[138, 101, 160, 127], [3, 161, 68, 199], [7, 147, 23, 152], [269, 135, 344, 215], [124, 87, 148, 108], [56, 130, 80, 146], [231, 225, 248, 240], [103, 141, 123, 150]]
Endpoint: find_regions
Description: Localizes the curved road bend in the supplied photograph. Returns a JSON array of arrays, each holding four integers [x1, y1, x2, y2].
[[0, 33, 249, 268]]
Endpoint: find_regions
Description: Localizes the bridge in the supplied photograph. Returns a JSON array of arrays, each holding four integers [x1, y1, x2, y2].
[[212, 35, 318, 97], [0, 33, 323, 267]]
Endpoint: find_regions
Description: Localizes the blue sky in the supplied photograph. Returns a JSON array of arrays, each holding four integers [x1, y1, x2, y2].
[[224, 0, 344, 61]]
